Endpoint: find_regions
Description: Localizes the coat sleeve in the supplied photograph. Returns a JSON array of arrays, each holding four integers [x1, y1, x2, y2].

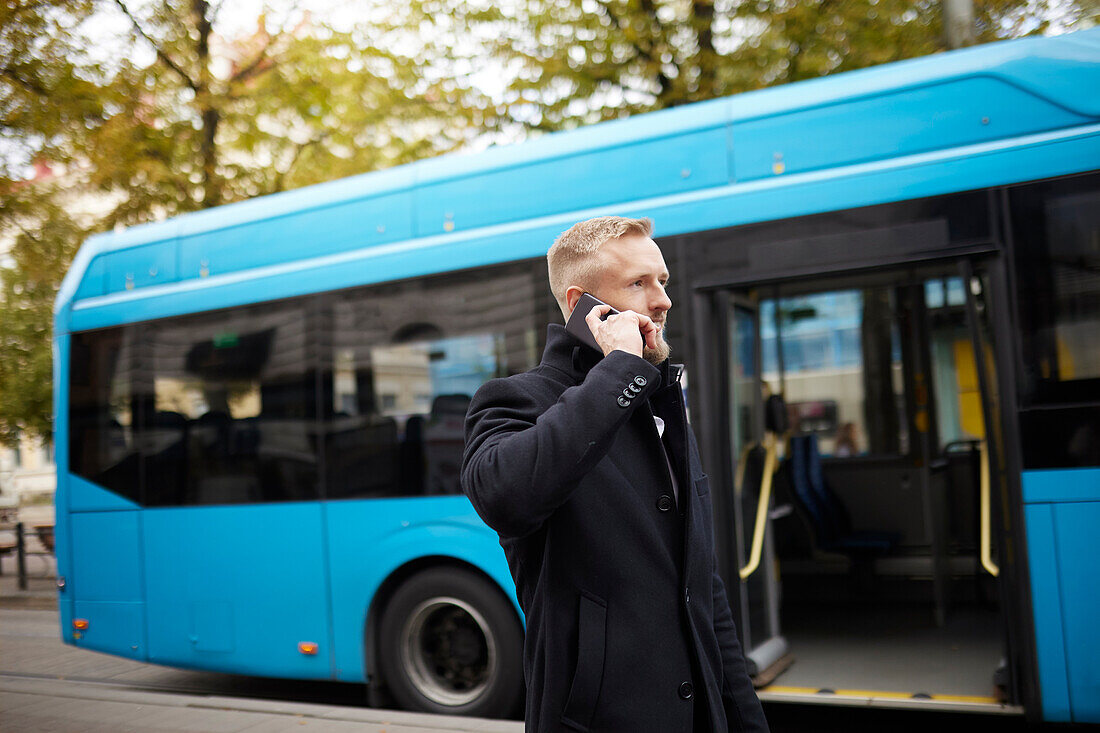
[[711, 562, 770, 732], [461, 349, 660, 539]]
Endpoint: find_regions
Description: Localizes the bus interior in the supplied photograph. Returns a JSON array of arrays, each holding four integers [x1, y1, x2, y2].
[[726, 258, 1013, 710]]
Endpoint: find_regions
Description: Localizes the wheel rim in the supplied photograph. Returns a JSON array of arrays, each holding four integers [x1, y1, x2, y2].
[[400, 595, 497, 707]]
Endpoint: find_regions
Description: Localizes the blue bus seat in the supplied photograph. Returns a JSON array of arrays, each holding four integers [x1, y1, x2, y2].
[[787, 434, 899, 558]]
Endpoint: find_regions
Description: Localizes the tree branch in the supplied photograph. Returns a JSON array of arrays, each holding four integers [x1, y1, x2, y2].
[[225, 58, 280, 101], [112, 0, 198, 91], [273, 132, 328, 192], [0, 66, 49, 97], [229, 35, 276, 84], [231, 1, 302, 84]]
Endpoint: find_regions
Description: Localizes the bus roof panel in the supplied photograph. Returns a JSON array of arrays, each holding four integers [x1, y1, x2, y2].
[[721, 28, 1100, 122], [732, 75, 1089, 182]]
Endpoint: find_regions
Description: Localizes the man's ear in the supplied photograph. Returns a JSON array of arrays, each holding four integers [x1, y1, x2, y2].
[[564, 286, 586, 316]]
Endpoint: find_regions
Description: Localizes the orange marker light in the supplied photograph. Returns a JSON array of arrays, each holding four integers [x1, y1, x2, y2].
[[73, 618, 89, 630], [298, 641, 318, 655]]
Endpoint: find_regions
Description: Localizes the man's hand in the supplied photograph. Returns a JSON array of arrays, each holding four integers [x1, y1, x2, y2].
[[585, 304, 659, 358]]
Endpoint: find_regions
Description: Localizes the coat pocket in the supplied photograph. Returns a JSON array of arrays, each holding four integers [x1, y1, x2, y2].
[[560, 591, 607, 732], [694, 473, 711, 496]]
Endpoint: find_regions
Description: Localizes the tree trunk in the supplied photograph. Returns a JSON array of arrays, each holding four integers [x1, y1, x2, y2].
[[692, 0, 716, 99], [193, 0, 220, 208]]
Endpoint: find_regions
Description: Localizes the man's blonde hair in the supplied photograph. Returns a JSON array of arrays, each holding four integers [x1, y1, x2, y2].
[[547, 216, 653, 316]]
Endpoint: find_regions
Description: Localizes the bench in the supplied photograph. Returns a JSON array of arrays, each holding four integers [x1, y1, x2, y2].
[[0, 522, 54, 585]]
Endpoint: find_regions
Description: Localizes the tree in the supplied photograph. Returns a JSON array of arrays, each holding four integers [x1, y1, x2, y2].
[[1, 0, 102, 185], [85, 0, 492, 224], [0, 0, 492, 446], [1, 0, 102, 447], [0, 182, 84, 446]]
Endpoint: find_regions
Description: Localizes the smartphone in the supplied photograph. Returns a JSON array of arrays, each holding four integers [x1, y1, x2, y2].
[[565, 292, 619, 352]]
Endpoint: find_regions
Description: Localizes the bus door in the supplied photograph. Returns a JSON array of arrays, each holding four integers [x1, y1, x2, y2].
[[956, 257, 1021, 704], [727, 294, 789, 682], [720, 259, 1023, 712]]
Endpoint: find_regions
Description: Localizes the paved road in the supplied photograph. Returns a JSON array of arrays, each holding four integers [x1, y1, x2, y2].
[[0, 675, 521, 733], [1, 609, 1046, 732], [0, 609, 521, 732], [0, 608, 372, 705]]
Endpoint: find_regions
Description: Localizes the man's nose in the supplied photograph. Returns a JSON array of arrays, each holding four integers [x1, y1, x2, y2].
[[653, 287, 672, 313]]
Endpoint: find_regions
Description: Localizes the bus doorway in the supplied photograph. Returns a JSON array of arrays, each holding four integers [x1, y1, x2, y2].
[[723, 259, 1020, 713]]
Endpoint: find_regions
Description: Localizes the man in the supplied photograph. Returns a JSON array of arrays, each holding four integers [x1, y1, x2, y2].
[[461, 216, 769, 732]]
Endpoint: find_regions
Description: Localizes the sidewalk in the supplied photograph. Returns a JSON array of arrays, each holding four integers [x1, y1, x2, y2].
[[0, 674, 524, 733]]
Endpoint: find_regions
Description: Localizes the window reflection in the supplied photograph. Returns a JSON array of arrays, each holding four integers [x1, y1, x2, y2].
[[143, 303, 318, 506], [762, 289, 907, 456], [1012, 172, 1100, 467], [1043, 189, 1100, 382], [323, 261, 551, 499], [69, 327, 141, 502]]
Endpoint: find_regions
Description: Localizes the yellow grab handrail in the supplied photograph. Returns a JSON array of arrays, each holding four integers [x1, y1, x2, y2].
[[734, 442, 756, 495], [979, 440, 1000, 577], [739, 433, 778, 580]]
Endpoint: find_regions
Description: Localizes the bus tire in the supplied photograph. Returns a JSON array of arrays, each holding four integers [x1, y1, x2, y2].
[[377, 566, 524, 718]]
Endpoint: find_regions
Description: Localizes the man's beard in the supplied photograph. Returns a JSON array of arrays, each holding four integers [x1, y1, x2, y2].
[[642, 326, 671, 366]]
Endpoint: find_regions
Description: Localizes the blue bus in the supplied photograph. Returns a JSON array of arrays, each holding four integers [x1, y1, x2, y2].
[[54, 28, 1100, 724]]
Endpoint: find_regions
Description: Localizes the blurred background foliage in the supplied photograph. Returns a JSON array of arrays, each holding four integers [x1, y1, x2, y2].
[[0, 0, 1097, 445], [412, 0, 1097, 128]]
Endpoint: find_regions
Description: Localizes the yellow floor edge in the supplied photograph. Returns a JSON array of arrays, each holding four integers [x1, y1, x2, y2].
[[761, 685, 1002, 704]]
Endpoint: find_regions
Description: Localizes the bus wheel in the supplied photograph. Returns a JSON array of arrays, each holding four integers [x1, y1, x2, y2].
[[377, 566, 523, 718]]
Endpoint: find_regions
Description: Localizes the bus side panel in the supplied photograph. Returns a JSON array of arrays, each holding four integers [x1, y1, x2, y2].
[[68, 510, 146, 660], [53, 335, 73, 639], [1023, 502, 1072, 723], [1052, 499, 1100, 723], [325, 496, 518, 683], [69, 473, 141, 512], [142, 503, 332, 679], [1024, 467, 1100, 723]]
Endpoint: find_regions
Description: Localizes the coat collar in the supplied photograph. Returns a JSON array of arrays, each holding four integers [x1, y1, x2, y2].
[[541, 323, 683, 387]]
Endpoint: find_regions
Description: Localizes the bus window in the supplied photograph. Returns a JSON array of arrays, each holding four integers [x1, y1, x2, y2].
[[69, 326, 142, 503], [1015, 174, 1100, 394], [322, 260, 554, 499], [1012, 172, 1100, 468], [925, 276, 987, 449], [761, 288, 908, 457], [142, 299, 319, 506]]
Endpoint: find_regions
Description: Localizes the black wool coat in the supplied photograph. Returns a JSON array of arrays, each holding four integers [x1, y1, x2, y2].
[[461, 324, 769, 733]]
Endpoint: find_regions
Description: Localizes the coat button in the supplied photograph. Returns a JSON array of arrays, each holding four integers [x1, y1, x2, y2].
[[617, 396, 631, 408], [656, 494, 673, 512], [623, 387, 635, 398], [679, 681, 694, 700], [634, 375, 647, 387], [684, 587, 691, 603], [627, 383, 642, 394]]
